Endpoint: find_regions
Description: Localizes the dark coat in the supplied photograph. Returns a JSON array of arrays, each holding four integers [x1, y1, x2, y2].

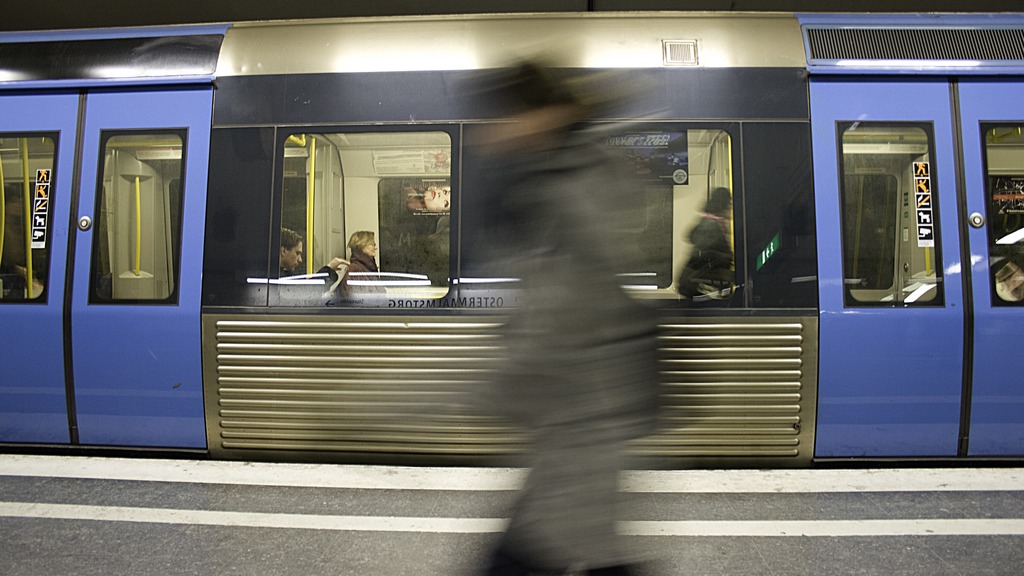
[[346, 251, 378, 274], [677, 213, 733, 297], [481, 127, 661, 571], [485, 128, 661, 442]]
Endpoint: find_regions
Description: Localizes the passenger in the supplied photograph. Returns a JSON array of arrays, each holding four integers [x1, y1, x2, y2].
[[472, 61, 660, 576], [676, 187, 734, 299], [278, 226, 347, 283], [335, 230, 383, 295], [345, 230, 379, 276]]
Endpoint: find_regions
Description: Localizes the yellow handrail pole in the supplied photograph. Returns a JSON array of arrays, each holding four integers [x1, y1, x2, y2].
[[0, 147, 6, 272], [21, 139, 34, 299], [306, 136, 316, 275], [134, 176, 142, 276]]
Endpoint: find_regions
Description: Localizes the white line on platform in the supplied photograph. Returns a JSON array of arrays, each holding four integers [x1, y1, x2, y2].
[[3, 502, 1024, 537], [1, 455, 1023, 493]]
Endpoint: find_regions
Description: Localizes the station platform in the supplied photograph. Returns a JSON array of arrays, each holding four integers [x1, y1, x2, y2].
[[1, 455, 1023, 575]]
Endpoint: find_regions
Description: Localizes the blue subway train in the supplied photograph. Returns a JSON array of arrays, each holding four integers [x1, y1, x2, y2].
[[2, 12, 1024, 466]]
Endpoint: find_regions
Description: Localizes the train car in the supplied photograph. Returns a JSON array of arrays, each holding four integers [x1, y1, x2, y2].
[[1, 12, 1023, 467]]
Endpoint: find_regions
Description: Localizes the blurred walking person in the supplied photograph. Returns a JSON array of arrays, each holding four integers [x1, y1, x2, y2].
[[472, 62, 661, 576]]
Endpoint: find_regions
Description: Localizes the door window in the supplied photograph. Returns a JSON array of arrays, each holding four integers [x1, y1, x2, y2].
[[1, 134, 56, 302], [89, 132, 186, 303], [838, 123, 944, 306], [982, 124, 1024, 305]]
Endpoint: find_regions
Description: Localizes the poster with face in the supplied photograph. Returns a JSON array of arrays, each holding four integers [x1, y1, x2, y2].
[[403, 179, 451, 215]]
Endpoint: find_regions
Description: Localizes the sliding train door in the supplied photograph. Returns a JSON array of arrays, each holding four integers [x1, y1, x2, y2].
[[0, 93, 79, 443], [0, 87, 212, 448], [958, 81, 1024, 456], [69, 88, 212, 447], [810, 80, 966, 457]]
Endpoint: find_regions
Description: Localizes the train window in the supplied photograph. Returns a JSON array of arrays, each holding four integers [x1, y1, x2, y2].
[[89, 132, 186, 303], [604, 127, 736, 302], [838, 123, 944, 307], [982, 124, 1024, 305], [1, 135, 56, 303], [274, 131, 452, 306], [669, 129, 737, 302], [460, 124, 736, 305]]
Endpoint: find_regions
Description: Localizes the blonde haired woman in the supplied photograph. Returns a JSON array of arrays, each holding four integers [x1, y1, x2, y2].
[[346, 231, 378, 275]]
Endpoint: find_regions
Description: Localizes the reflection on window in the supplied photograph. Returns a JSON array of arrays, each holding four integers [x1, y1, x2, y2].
[[276, 131, 451, 305], [983, 124, 1024, 304], [1, 135, 55, 303], [90, 132, 185, 303], [601, 128, 735, 301], [839, 123, 943, 306]]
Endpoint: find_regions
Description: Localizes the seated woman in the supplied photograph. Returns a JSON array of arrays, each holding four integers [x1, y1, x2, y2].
[[345, 230, 379, 278], [324, 230, 383, 302]]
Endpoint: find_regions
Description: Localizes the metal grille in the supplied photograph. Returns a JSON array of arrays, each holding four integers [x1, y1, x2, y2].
[[202, 314, 817, 466], [663, 40, 699, 66], [807, 27, 1024, 62], [646, 320, 816, 462]]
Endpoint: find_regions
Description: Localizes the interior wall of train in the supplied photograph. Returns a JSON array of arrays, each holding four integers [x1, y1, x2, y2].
[[2, 12, 1024, 466]]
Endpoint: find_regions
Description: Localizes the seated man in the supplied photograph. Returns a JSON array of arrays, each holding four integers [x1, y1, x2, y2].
[[279, 227, 347, 280]]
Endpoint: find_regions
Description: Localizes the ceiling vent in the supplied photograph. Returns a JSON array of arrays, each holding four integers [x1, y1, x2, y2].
[[663, 40, 699, 66], [802, 25, 1024, 66]]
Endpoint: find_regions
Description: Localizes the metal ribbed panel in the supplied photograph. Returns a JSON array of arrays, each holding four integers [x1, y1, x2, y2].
[[202, 314, 817, 465], [204, 316, 515, 456], [645, 321, 814, 461], [807, 27, 1024, 62]]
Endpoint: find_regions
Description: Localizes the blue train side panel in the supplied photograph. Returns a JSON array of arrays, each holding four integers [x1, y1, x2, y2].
[[70, 88, 212, 448], [0, 93, 79, 444], [811, 79, 965, 457], [958, 80, 1024, 456]]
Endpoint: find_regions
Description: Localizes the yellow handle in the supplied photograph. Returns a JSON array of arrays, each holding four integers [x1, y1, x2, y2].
[[135, 176, 142, 277], [21, 139, 34, 299], [306, 136, 316, 275], [0, 146, 5, 272]]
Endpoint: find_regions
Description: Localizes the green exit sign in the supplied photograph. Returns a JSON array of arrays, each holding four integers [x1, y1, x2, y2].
[[756, 233, 780, 271]]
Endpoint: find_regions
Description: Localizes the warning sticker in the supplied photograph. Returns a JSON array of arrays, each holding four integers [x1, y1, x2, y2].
[[31, 169, 50, 249], [913, 163, 934, 248]]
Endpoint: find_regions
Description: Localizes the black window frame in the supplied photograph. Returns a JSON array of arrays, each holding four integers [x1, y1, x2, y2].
[[88, 128, 189, 306], [836, 120, 945, 308], [0, 131, 60, 305]]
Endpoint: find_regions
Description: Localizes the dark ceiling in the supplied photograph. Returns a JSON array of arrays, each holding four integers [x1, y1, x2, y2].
[[3, 0, 1023, 32]]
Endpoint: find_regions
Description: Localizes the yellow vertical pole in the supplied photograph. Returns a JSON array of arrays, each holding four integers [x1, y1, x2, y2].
[[21, 139, 34, 299], [306, 136, 316, 275], [134, 176, 142, 276], [0, 146, 6, 272]]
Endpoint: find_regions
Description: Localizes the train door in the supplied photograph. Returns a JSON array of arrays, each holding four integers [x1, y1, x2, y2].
[[958, 81, 1024, 456], [1, 88, 212, 448], [68, 88, 212, 447], [810, 80, 966, 456], [0, 94, 79, 443]]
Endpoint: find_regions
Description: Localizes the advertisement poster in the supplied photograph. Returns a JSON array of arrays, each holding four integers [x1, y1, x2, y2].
[[403, 179, 451, 215], [991, 176, 1024, 214], [604, 131, 689, 184], [373, 150, 450, 175]]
